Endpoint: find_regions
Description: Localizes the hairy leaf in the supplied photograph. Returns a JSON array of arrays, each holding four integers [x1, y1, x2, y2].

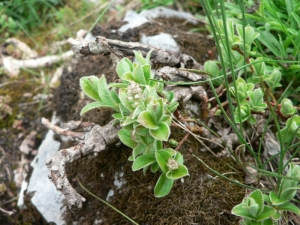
[[80, 76, 101, 101], [132, 155, 156, 171], [166, 165, 189, 179], [154, 173, 174, 197], [118, 129, 136, 148], [155, 150, 172, 173], [150, 122, 170, 141], [116, 57, 133, 78], [137, 111, 158, 129]]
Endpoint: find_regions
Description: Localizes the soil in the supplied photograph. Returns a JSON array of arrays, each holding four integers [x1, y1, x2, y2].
[[0, 10, 245, 225]]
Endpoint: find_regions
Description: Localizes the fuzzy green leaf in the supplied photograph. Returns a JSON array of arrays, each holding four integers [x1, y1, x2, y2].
[[154, 173, 174, 197], [132, 105, 144, 119], [134, 125, 149, 136], [155, 150, 173, 173], [150, 122, 170, 141], [249, 189, 264, 215], [121, 117, 136, 127], [280, 98, 297, 117], [236, 24, 260, 48], [252, 58, 265, 77], [132, 155, 156, 171], [108, 83, 128, 89], [279, 187, 298, 202], [145, 49, 153, 65], [112, 113, 123, 120], [233, 77, 253, 101], [174, 152, 184, 165], [234, 104, 252, 123], [80, 76, 101, 101], [144, 143, 156, 155], [248, 89, 267, 112], [269, 191, 286, 206], [122, 71, 135, 82], [255, 206, 277, 221], [232, 203, 256, 220], [167, 100, 179, 113], [266, 69, 282, 90], [132, 63, 147, 85], [204, 60, 220, 78], [142, 64, 151, 84], [95, 76, 120, 111], [80, 102, 105, 115], [132, 142, 146, 158], [166, 165, 189, 179], [133, 50, 148, 65], [116, 57, 133, 78], [137, 111, 158, 129], [119, 89, 135, 112], [151, 162, 159, 173], [147, 99, 164, 122], [118, 129, 136, 148], [276, 202, 300, 215], [140, 135, 155, 146], [278, 115, 300, 143]]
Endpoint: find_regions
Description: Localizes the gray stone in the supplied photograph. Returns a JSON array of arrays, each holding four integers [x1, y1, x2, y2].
[[18, 114, 65, 225]]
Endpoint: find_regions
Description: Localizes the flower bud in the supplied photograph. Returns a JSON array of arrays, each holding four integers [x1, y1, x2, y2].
[[127, 82, 143, 108], [167, 158, 179, 171], [280, 98, 297, 117]]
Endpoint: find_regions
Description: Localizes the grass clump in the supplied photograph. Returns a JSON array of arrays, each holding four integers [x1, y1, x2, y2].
[[199, 0, 300, 224]]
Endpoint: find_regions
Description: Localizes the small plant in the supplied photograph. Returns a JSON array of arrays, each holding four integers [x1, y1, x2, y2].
[[232, 189, 276, 225], [278, 115, 300, 144], [232, 163, 300, 224], [80, 50, 189, 197], [230, 77, 267, 125]]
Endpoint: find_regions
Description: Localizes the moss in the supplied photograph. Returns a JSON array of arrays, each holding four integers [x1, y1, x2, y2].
[[62, 126, 244, 224]]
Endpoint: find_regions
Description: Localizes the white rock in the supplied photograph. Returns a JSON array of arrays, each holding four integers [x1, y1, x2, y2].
[[18, 114, 66, 225]]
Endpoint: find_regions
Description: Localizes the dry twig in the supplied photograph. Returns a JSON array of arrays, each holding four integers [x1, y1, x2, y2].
[[68, 30, 202, 68], [42, 118, 120, 208]]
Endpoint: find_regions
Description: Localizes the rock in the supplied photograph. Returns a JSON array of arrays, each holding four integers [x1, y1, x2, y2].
[[140, 33, 180, 53], [18, 114, 65, 225]]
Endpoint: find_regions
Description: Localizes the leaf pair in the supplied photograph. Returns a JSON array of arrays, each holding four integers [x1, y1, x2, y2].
[[232, 190, 276, 223], [278, 115, 300, 143], [80, 75, 120, 114], [116, 50, 154, 86], [137, 99, 171, 141], [132, 149, 189, 197], [232, 77, 267, 124]]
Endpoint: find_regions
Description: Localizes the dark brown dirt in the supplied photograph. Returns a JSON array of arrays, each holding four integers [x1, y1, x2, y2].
[[0, 12, 243, 225]]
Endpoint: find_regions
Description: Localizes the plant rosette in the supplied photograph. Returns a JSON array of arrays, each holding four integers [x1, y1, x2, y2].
[[80, 50, 189, 197]]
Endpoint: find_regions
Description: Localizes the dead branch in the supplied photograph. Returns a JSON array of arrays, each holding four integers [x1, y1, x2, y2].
[[156, 66, 206, 82], [2, 51, 74, 77], [68, 30, 201, 68], [42, 118, 120, 208]]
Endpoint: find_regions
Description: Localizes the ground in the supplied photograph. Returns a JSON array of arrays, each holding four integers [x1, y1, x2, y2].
[[0, 9, 245, 225]]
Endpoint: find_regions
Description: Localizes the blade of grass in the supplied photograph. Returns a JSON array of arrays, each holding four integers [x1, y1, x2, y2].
[[88, 0, 116, 34], [77, 176, 139, 225]]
